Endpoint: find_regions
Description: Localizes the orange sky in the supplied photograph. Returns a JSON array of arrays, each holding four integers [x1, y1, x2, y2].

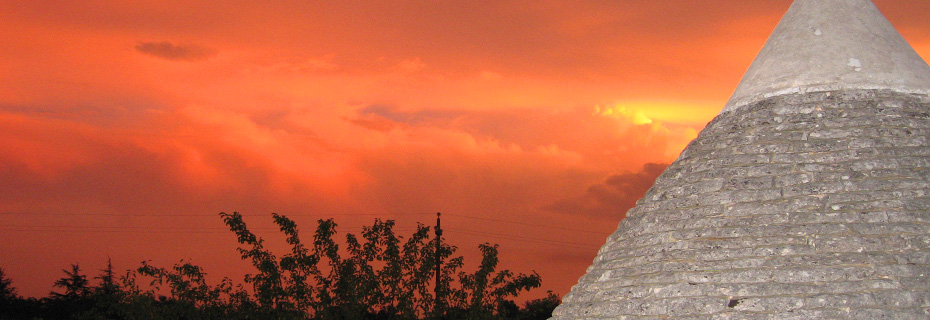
[[2, 0, 929, 299]]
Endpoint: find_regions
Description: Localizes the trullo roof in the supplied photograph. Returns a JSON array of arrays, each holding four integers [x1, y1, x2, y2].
[[725, 0, 930, 112], [551, 0, 930, 318]]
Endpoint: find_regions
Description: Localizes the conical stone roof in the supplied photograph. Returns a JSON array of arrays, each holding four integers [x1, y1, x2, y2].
[[725, 0, 930, 112], [552, 0, 930, 319]]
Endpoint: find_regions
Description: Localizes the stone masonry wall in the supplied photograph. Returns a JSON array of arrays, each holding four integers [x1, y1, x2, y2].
[[552, 90, 930, 319]]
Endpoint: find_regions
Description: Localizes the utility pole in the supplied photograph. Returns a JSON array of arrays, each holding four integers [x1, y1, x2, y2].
[[434, 212, 443, 318]]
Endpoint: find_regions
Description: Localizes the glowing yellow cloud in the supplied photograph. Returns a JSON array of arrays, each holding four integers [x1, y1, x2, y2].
[[595, 101, 718, 126], [594, 105, 653, 125]]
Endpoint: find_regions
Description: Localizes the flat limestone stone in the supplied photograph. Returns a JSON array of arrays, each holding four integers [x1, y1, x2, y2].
[[551, 89, 930, 319], [553, 1, 930, 318], [724, 0, 930, 112]]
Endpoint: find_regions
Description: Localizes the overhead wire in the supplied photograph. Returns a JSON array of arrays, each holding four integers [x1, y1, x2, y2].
[[0, 211, 607, 249]]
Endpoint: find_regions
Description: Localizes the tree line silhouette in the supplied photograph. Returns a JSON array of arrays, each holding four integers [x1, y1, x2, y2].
[[0, 212, 559, 319]]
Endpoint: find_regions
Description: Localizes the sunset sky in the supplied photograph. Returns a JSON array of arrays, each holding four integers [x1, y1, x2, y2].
[[2, 0, 930, 299]]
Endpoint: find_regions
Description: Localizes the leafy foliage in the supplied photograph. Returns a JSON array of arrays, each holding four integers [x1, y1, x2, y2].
[[219, 211, 546, 319], [0, 267, 15, 300], [0, 213, 559, 319], [51, 264, 90, 299]]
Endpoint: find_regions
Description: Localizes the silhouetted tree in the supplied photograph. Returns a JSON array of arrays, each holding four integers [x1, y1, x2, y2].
[[42, 264, 95, 319], [439, 243, 542, 320], [79, 259, 124, 319], [95, 258, 118, 296], [52, 264, 90, 299], [219, 212, 543, 319], [517, 291, 561, 320], [0, 271, 42, 320], [0, 213, 554, 319], [0, 267, 23, 319], [0, 267, 14, 300]]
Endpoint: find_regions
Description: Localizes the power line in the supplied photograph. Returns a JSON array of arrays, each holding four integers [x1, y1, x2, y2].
[[442, 213, 602, 235], [0, 212, 433, 217], [0, 224, 423, 234], [447, 227, 600, 249], [0, 211, 608, 249], [0, 211, 603, 235], [0, 224, 600, 249]]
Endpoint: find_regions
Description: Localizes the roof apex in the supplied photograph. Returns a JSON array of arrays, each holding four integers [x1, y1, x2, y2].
[[723, 0, 930, 112]]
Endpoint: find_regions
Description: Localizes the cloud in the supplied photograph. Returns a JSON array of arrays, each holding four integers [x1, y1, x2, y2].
[[4, 0, 930, 300], [546, 162, 669, 219], [135, 41, 217, 61], [340, 103, 689, 222], [393, 58, 426, 73], [356, 104, 466, 127], [376, 103, 698, 168]]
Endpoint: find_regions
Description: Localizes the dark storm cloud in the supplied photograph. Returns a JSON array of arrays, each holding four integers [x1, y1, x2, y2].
[[358, 104, 467, 126], [135, 41, 217, 61], [547, 163, 668, 219]]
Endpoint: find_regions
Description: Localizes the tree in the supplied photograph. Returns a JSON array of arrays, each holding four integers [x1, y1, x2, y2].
[[128, 259, 283, 319], [52, 264, 90, 299], [0, 212, 551, 319], [517, 291, 561, 320], [0, 269, 42, 320], [440, 243, 542, 319], [95, 258, 118, 296], [43, 264, 95, 319], [80, 258, 125, 319], [0, 267, 15, 300], [218, 212, 543, 319]]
